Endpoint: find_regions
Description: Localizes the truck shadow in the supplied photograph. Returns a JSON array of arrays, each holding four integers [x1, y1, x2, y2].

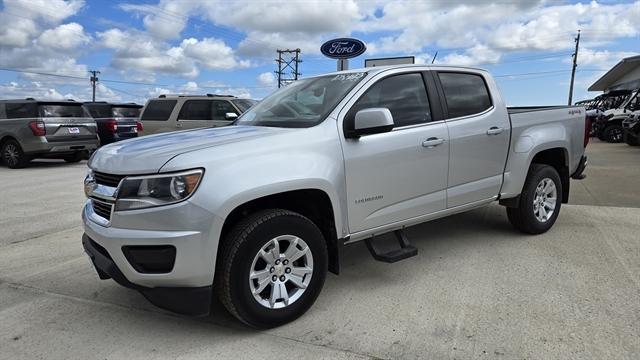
[[201, 203, 522, 329]]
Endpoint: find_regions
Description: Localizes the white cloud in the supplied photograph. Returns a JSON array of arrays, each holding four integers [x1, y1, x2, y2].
[[440, 45, 502, 66], [120, 0, 198, 40], [0, 0, 85, 47], [0, 81, 66, 100], [573, 48, 639, 69], [38, 23, 91, 50], [180, 38, 251, 70], [257, 72, 276, 86]]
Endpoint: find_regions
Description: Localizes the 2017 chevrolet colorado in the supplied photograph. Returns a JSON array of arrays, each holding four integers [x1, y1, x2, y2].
[[82, 65, 589, 328]]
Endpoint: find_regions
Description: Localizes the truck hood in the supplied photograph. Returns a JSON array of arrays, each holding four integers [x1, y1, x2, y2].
[[89, 125, 285, 174]]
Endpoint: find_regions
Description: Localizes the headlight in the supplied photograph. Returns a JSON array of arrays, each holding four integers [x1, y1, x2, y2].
[[115, 169, 203, 211]]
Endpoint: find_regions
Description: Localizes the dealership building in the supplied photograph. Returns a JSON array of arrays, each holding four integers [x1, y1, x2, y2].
[[589, 55, 640, 92]]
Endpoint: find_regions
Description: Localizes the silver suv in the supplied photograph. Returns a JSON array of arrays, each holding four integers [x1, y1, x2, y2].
[[139, 94, 256, 135], [0, 99, 98, 168]]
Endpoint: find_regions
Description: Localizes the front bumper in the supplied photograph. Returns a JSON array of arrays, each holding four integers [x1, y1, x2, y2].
[[82, 234, 212, 316]]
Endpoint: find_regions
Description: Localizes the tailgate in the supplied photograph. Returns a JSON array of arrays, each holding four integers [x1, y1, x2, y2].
[[115, 117, 138, 136], [44, 117, 97, 142]]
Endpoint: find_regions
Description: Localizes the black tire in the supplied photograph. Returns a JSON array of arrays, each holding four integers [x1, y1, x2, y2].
[[507, 164, 562, 234], [216, 209, 328, 329], [1, 139, 30, 169], [63, 152, 84, 163], [603, 125, 624, 143], [624, 132, 639, 146]]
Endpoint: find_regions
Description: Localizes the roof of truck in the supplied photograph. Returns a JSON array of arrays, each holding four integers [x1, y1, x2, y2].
[[317, 64, 488, 78]]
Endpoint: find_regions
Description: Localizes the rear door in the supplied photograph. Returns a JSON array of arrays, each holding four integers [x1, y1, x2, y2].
[[38, 103, 97, 142], [435, 71, 510, 208], [139, 100, 177, 135]]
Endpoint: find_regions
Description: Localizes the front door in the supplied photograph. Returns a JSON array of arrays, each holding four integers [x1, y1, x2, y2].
[[340, 72, 450, 233]]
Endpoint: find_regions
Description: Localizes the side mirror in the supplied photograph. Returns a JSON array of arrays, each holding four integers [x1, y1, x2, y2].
[[346, 108, 394, 138], [225, 112, 238, 120]]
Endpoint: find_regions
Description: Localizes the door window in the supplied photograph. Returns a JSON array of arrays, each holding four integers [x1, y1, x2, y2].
[[5, 103, 38, 118], [348, 73, 432, 128], [141, 100, 177, 121], [179, 100, 212, 120], [438, 73, 492, 118], [212, 100, 237, 120]]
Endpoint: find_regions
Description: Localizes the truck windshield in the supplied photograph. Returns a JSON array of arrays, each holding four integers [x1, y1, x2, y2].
[[236, 72, 367, 128]]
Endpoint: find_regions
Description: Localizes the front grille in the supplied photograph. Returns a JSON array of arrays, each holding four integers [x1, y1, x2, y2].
[[92, 199, 113, 221], [94, 171, 125, 187]]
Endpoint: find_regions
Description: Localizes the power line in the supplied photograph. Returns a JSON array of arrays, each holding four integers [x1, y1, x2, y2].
[[0, 68, 87, 80]]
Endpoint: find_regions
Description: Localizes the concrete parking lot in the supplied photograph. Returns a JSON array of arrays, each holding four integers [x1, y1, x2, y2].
[[0, 140, 638, 359]]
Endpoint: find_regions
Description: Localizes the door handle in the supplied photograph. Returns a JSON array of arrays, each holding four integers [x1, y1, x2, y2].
[[422, 137, 445, 148], [176, 123, 182, 128], [486, 126, 504, 135]]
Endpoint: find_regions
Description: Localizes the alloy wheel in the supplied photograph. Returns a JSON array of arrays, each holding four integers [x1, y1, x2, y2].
[[249, 235, 313, 309], [533, 178, 557, 223]]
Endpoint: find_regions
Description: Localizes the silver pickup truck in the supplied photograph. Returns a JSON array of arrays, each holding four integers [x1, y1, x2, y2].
[[0, 99, 98, 168], [82, 65, 589, 328]]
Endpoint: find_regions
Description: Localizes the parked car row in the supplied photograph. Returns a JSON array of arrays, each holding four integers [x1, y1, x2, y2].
[[576, 89, 639, 144], [0, 94, 257, 168]]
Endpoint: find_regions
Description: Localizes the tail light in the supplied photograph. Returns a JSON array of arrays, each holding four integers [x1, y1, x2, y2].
[[584, 114, 590, 148], [136, 121, 143, 132], [28, 121, 46, 136], [105, 119, 118, 133]]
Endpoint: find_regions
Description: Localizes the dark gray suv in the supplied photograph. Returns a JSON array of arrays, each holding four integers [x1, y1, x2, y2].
[[0, 99, 98, 168]]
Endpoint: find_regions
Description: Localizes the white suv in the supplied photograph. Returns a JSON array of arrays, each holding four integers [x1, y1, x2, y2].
[[139, 94, 256, 135]]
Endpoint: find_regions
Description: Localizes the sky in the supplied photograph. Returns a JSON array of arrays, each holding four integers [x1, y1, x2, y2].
[[0, 0, 638, 106]]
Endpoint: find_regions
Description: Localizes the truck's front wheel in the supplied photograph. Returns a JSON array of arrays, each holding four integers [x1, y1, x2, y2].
[[216, 209, 328, 328], [507, 164, 562, 234]]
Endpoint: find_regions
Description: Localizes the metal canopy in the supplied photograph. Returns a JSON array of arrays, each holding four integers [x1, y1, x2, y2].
[[588, 55, 640, 92]]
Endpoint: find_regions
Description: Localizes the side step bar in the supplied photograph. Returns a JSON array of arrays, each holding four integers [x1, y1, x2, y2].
[[365, 230, 418, 263]]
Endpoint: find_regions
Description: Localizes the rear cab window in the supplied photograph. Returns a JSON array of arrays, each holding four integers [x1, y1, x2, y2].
[[39, 103, 88, 118], [85, 104, 112, 118], [438, 72, 492, 118], [112, 106, 141, 118], [141, 100, 177, 121]]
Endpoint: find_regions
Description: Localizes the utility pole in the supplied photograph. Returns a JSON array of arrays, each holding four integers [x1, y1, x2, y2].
[[275, 49, 301, 88], [568, 30, 580, 106], [89, 70, 100, 102]]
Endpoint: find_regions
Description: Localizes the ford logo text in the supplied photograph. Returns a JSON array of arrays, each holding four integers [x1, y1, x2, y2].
[[321, 38, 367, 59]]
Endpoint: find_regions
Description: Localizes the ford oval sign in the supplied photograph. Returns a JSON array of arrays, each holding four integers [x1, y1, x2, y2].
[[321, 38, 366, 59]]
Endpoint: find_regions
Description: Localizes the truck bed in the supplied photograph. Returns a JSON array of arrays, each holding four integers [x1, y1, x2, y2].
[[507, 106, 573, 114]]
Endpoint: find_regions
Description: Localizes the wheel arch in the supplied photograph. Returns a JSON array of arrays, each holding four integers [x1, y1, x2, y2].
[[219, 188, 342, 275]]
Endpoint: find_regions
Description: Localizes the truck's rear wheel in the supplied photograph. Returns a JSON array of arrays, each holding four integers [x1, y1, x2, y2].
[[507, 164, 562, 234], [1, 139, 30, 169], [216, 209, 327, 328]]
